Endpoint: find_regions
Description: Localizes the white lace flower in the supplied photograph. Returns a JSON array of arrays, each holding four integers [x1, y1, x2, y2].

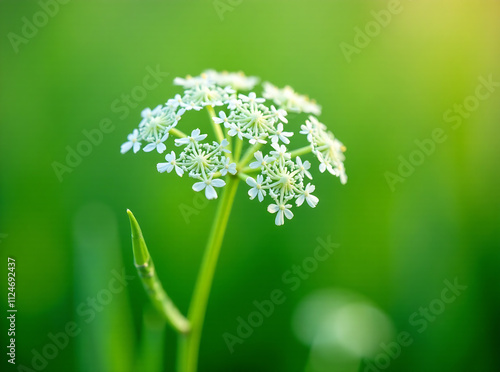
[[121, 70, 347, 220], [121, 129, 142, 154], [270, 123, 293, 144], [204, 70, 259, 91], [270, 105, 288, 124], [300, 116, 347, 184], [173, 74, 211, 88], [270, 143, 291, 161], [212, 111, 231, 127], [166, 94, 184, 110], [249, 151, 276, 169], [139, 106, 183, 144], [220, 157, 237, 176], [227, 124, 245, 140], [246, 175, 266, 202], [143, 133, 169, 153], [192, 177, 226, 200], [263, 82, 321, 115], [227, 98, 243, 110], [296, 183, 318, 208], [225, 96, 288, 144], [248, 134, 268, 145], [175, 129, 207, 146], [300, 121, 315, 142], [296, 156, 312, 179], [157, 151, 184, 177], [184, 101, 203, 111], [267, 203, 294, 226], [182, 83, 230, 109], [239, 92, 265, 104], [246, 148, 311, 225]]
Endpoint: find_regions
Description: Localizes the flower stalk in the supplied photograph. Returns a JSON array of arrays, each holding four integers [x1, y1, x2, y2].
[[177, 175, 240, 372], [121, 70, 348, 371]]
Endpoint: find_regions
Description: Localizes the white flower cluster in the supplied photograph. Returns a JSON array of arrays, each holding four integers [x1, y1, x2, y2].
[[218, 93, 290, 145], [300, 116, 347, 184], [246, 146, 317, 226], [157, 129, 233, 199], [263, 82, 322, 116], [121, 70, 347, 225]]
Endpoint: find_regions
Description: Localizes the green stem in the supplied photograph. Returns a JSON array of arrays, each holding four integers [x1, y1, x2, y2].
[[169, 128, 188, 138], [237, 142, 263, 169], [206, 105, 224, 143], [240, 166, 259, 174], [177, 176, 240, 372], [234, 137, 243, 162], [237, 172, 251, 182], [289, 145, 313, 158]]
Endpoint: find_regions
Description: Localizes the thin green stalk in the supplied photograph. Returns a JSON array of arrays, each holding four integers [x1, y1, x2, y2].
[[225, 128, 233, 160], [234, 137, 243, 162], [237, 142, 263, 169], [177, 176, 240, 372], [206, 105, 224, 143], [170, 128, 188, 138], [240, 166, 259, 174], [289, 145, 313, 158], [127, 210, 190, 334], [237, 171, 251, 182]]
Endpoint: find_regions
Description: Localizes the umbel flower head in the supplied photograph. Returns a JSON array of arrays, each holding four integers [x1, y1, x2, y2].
[[121, 70, 347, 225]]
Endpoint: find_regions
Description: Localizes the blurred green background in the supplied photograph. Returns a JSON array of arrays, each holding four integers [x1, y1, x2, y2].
[[1, 0, 499, 371]]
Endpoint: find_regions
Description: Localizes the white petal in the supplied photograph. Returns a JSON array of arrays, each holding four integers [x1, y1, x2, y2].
[[280, 135, 290, 144], [174, 166, 184, 177], [249, 161, 260, 169], [267, 204, 279, 213], [175, 138, 189, 146], [284, 208, 294, 220], [133, 142, 142, 153], [257, 191, 265, 202], [143, 143, 157, 152], [120, 142, 133, 154], [157, 163, 171, 173], [246, 177, 257, 187], [228, 164, 237, 175], [248, 188, 258, 200], [211, 179, 226, 188], [275, 210, 284, 226], [192, 182, 206, 192], [306, 195, 319, 208], [205, 185, 217, 199], [157, 142, 167, 153]]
